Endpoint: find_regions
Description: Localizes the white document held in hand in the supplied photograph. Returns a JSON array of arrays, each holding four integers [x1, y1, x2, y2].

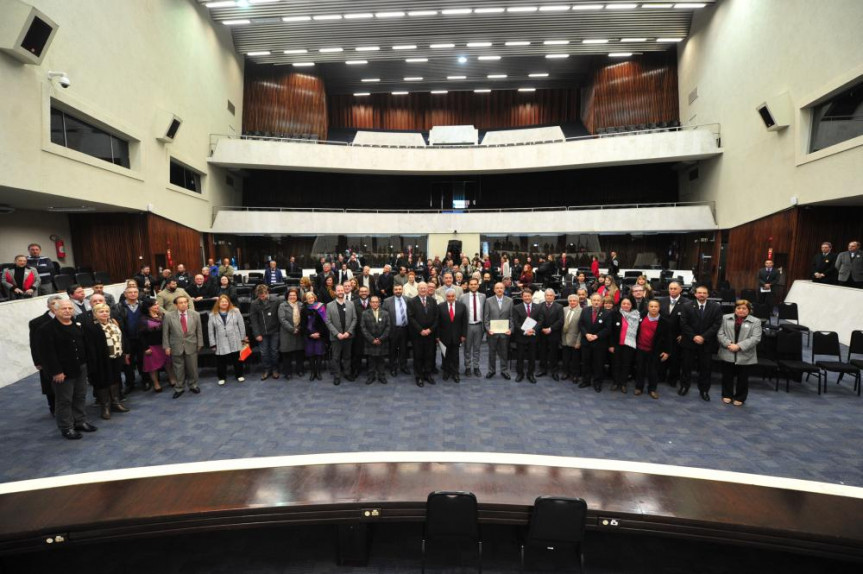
[[521, 317, 537, 333]]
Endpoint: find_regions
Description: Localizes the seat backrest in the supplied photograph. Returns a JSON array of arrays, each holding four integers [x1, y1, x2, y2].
[[425, 491, 479, 540], [849, 330, 863, 357], [756, 332, 779, 360], [60, 266, 76, 275], [752, 303, 771, 320], [199, 311, 211, 347], [720, 288, 736, 303], [740, 289, 757, 302], [75, 272, 95, 287], [811, 331, 840, 360], [53, 274, 75, 292], [776, 329, 803, 361], [94, 271, 112, 284], [526, 496, 587, 545], [777, 302, 798, 322]]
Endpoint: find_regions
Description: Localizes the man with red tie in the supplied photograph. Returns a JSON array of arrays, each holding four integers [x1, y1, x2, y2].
[[437, 289, 468, 383], [512, 289, 544, 383], [459, 278, 486, 377], [577, 293, 612, 392], [162, 295, 203, 399]]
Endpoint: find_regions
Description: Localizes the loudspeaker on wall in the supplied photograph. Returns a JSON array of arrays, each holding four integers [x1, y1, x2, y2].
[[0, 0, 58, 65]]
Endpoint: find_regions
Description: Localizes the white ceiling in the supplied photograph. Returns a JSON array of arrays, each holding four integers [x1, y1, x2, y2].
[[198, 0, 717, 94]]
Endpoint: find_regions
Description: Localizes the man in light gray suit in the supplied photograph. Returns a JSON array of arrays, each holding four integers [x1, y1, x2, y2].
[[460, 277, 486, 377], [162, 295, 204, 398], [325, 284, 357, 385], [483, 282, 513, 380], [835, 241, 863, 288]]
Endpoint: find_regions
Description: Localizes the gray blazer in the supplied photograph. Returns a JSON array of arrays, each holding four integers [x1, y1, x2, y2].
[[483, 295, 514, 334], [717, 314, 762, 366], [835, 250, 863, 282], [361, 308, 391, 356], [561, 305, 583, 348], [325, 299, 357, 341], [162, 309, 204, 355], [277, 300, 305, 353], [459, 291, 486, 324], [208, 309, 246, 355]]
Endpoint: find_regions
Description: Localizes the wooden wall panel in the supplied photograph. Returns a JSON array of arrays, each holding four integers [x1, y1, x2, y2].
[[328, 89, 580, 132], [788, 206, 863, 283], [69, 213, 203, 283], [243, 63, 328, 139], [582, 53, 679, 133], [723, 209, 797, 294]]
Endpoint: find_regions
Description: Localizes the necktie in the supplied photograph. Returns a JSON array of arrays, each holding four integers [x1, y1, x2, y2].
[[180, 313, 188, 333], [527, 303, 531, 316], [363, 299, 367, 309], [473, 293, 477, 321], [397, 298, 405, 325], [547, 302, 551, 310], [422, 297, 426, 308], [699, 304, 705, 316], [449, 304, 455, 322], [592, 309, 597, 323]]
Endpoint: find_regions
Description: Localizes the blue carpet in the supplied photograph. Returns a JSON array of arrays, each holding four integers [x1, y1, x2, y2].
[[1, 347, 861, 486]]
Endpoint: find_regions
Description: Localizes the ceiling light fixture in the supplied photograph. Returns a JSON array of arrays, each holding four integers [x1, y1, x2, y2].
[[356, 46, 380, 51], [393, 45, 417, 50], [518, 88, 536, 92], [431, 90, 448, 94], [447, 75, 467, 80], [283, 49, 307, 54], [458, 56, 468, 63], [344, 13, 374, 19], [539, 5, 570, 11], [572, 4, 604, 9], [657, 37, 683, 42], [392, 91, 409, 95], [508, 6, 538, 13], [583, 39, 610, 44], [247, 51, 271, 56], [354, 92, 370, 96], [642, 3, 673, 7], [431, 43, 456, 49], [488, 74, 507, 79], [609, 52, 633, 57], [606, 3, 638, 9], [545, 54, 570, 58], [478, 55, 501, 60], [376, 11, 406, 18], [505, 40, 531, 46], [475, 7, 505, 14], [292, 62, 315, 67], [674, 3, 707, 8], [544, 40, 570, 45], [361, 78, 380, 82], [346, 60, 368, 65], [282, 16, 311, 22], [408, 10, 438, 16], [205, 1, 238, 8], [248, 0, 280, 4], [475, 89, 491, 93], [467, 42, 493, 47], [528, 72, 549, 77], [442, 8, 472, 15], [404, 76, 423, 81], [313, 14, 342, 20], [406, 58, 428, 63], [223, 19, 251, 25], [620, 38, 648, 42], [319, 47, 343, 52]]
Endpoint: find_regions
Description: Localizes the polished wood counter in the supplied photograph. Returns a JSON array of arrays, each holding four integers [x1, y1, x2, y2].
[[1, 461, 861, 560]]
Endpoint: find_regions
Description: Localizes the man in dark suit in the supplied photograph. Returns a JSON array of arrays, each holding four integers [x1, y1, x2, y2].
[[558, 252, 571, 275], [377, 264, 394, 299], [511, 258, 523, 281], [811, 242, 838, 284], [351, 285, 372, 378], [436, 289, 467, 382], [537, 288, 564, 380], [577, 292, 612, 392], [607, 251, 620, 280], [628, 284, 649, 316], [361, 295, 390, 384], [757, 259, 781, 308], [358, 266, 377, 296], [383, 283, 411, 376], [285, 256, 302, 275], [408, 282, 438, 386], [29, 295, 63, 415], [512, 289, 544, 383], [679, 284, 723, 401], [657, 281, 687, 388]]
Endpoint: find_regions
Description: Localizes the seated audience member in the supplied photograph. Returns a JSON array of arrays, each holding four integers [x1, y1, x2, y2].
[[209, 294, 247, 386], [278, 288, 305, 380], [188, 273, 216, 301], [560, 294, 583, 382], [634, 300, 670, 399], [156, 278, 189, 312], [628, 284, 649, 316], [215, 275, 238, 305], [207, 258, 219, 277], [482, 254, 492, 271], [717, 299, 762, 406], [39, 299, 98, 439], [134, 264, 156, 297], [2, 255, 40, 299], [88, 282, 116, 307], [264, 260, 284, 286], [162, 295, 204, 398], [362, 295, 390, 384], [301, 291, 328, 381], [26, 243, 56, 295], [597, 275, 621, 305], [174, 264, 192, 290], [138, 299, 174, 392], [577, 293, 612, 392], [635, 275, 654, 298], [250, 284, 281, 380], [835, 240, 862, 288], [393, 266, 409, 288], [218, 257, 235, 279], [501, 276, 515, 296], [83, 303, 130, 420], [458, 256, 474, 277], [454, 271, 466, 289], [67, 284, 88, 316], [608, 297, 641, 394], [317, 262, 335, 292], [403, 271, 419, 298], [517, 264, 535, 289], [30, 295, 64, 415], [811, 241, 838, 284]]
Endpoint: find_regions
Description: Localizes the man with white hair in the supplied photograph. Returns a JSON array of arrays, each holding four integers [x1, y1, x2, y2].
[[408, 282, 438, 386], [437, 288, 467, 382], [29, 295, 64, 415], [537, 288, 564, 380]]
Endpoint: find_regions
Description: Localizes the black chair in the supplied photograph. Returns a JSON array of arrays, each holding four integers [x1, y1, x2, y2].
[[60, 266, 76, 276], [53, 274, 75, 292], [848, 330, 863, 371], [75, 272, 95, 287], [776, 329, 822, 393], [777, 302, 811, 345], [422, 491, 482, 574], [247, 272, 264, 285], [752, 302, 771, 326], [521, 496, 587, 573], [754, 331, 779, 390], [740, 288, 757, 302], [93, 271, 112, 284], [812, 331, 861, 396]]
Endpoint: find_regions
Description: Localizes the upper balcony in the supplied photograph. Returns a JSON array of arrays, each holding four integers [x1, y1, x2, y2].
[[208, 124, 722, 175]]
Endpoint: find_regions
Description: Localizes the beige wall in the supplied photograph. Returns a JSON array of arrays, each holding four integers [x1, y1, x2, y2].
[[0, 210, 73, 266], [428, 234, 481, 264], [0, 0, 244, 231], [677, 0, 863, 228]]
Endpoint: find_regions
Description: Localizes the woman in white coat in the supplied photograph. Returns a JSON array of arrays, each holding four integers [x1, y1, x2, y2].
[[208, 294, 248, 386], [717, 299, 762, 406]]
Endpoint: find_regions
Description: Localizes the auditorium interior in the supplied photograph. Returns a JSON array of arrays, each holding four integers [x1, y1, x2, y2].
[[0, 0, 862, 572]]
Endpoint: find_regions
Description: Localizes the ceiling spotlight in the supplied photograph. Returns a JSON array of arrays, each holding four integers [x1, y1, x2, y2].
[[474, 89, 491, 93], [431, 90, 448, 94], [475, 8, 505, 14], [406, 58, 428, 63], [505, 41, 531, 46], [283, 49, 308, 54], [247, 51, 271, 56], [281, 16, 310, 22], [345, 60, 368, 65], [478, 55, 501, 60], [609, 52, 633, 57], [354, 92, 371, 96], [545, 54, 569, 59], [292, 62, 314, 67], [458, 56, 468, 63], [344, 13, 374, 19]]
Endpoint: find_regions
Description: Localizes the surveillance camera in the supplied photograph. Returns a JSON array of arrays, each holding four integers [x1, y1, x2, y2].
[[48, 71, 71, 88]]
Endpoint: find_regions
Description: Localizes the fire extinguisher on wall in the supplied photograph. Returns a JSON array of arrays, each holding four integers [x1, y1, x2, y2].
[[49, 234, 67, 260]]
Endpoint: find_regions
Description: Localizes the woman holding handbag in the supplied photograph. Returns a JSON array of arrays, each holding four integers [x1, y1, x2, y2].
[[208, 294, 248, 386]]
